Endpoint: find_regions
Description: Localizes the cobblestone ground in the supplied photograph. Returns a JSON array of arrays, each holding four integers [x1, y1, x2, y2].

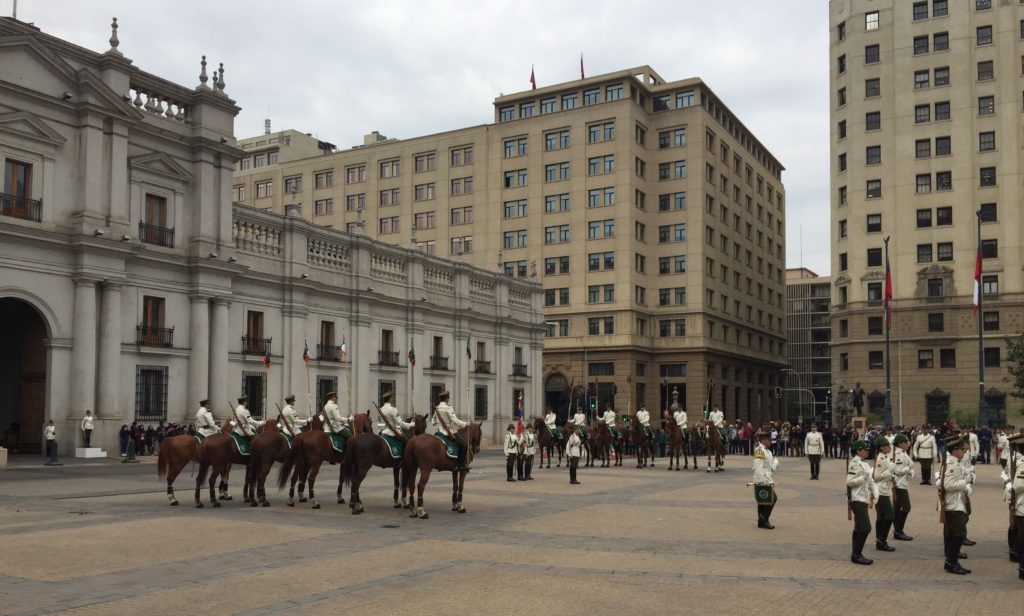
[[1, 449, 1020, 615]]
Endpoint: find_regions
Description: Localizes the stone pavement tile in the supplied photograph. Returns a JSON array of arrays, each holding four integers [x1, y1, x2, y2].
[[0, 477, 148, 498], [0, 517, 327, 581]]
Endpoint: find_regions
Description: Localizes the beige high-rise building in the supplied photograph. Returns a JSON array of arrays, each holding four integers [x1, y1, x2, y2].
[[233, 66, 788, 425], [829, 0, 1020, 426]]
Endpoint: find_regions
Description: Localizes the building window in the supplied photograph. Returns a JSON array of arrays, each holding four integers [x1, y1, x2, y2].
[[940, 349, 956, 368], [414, 183, 436, 201], [867, 282, 883, 301], [982, 274, 998, 296], [345, 165, 366, 184], [977, 25, 993, 46], [936, 171, 952, 191], [379, 159, 401, 178], [928, 313, 944, 332], [978, 60, 994, 81], [913, 36, 929, 55], [983, 311, 1000, 331], [544, 130, 570, 151], [978, 95, 995, 116], [916, 209, 932, 228], [935, 136, 951, 155], [984, 347, 1001, 368], [867, 248, 882, 267], [927, 278, 943, 297], [378, 216, 399, 234], [934, 67, 949, 86], [914, 105, 930, 124], [866, 214, 882, 233], [866, 180, 881, 198], [865, 145, 881, 165], [450, 146, 473, 166], [917, 244, 933, 263], [314, 170, 333, 189], [979, 203, 997, 222], [916, 174, 932, 193], [914, 70, 930, 89], [865, 44, 880, 64], [980, 166, 997, 187], [937, 242, 953, 261], [499, 106, 514, 122], [979, 131, 995, 152], [918, 350, 934, 369], [255, 181, 273, 199], [865, 11, 879, 30], [981, 238, 998, 258], [839, 252, 848, 271], [915, 139, 931, 159], [838, 87, 847, 107], [839, 219, 848, 238], [545, 193, 570, 213], [865, 111, 880, 130], [135, 365, 169, 421], [912, 2, 928, 20], [413, 211, 436, 230], [314, 199, 333, 216], [865, 78, 880, 98], [934, 101, 950, 121], [869, 351, 884, 369], [934, 31, 949, 51]]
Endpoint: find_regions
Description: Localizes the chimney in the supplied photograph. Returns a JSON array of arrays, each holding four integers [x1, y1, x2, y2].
[[363, 131, 388, 146]]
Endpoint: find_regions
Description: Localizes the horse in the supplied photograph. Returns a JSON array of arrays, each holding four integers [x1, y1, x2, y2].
[[340, 413, 427, 514], [665, 418, 685, 471], [627, 415, 656, 468], [590, 420, 614, 468], [532, 417, 564, 468], [274, 412, 372, 509], [401, 422, 482, 519], [246, 420, 296, 507], [193, 419, 276, 508], [700, 419, 727, 472]]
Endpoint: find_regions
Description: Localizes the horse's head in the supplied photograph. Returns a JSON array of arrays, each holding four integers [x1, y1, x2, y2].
[[466, 422, 482, 454], [665, 417, 677, 431], [261, 419, 278, 433], [352, 412, 373, 434], [412, 413, 427, 435]]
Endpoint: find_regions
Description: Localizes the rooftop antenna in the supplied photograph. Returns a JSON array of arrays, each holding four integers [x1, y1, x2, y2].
[[799, 224, 803, 269], [12, 0, 17, 19]]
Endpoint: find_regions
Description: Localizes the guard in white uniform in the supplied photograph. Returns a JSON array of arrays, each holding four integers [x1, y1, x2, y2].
[[279, 395, 307, 437], [567, 428, 582, 484], [322, 392, 351, 435], [523, 424, 537, 480], [503, 424, 518, 482], [804, 424, 824, 480], [231, 396, 263, 437], [708, 406, 725, 441], [940, 436, 972, 575], [601, 407, 620, 439], [1005, 434, 1024, 578], [571, 409, 589, 440], [872, 437, 896, 552], [892, 434, 915, 541], [636, 406, 652, 439], [913, 427, 938, 485], [752, 430, 779, 529], [195, 399, 218, 438], [847, 439, 876, 565], [378, 391, 413, 440], [433, 390, 470, 470], [544, 409, 563, 442]]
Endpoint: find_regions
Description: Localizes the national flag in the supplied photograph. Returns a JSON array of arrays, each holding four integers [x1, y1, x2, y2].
[[262, 349, 271, 369], [580, 54, 585, 79], [516, 417, 524, 437], [408, 347, 416, 366], [972, 243, 982, 316], [302, 341, 310, 365], [339, 337, 347, 357], [529, 65, 536, 90], [884, 248, 893, 330], [516, 394, 524, 435], [466, 338, 471, 360]]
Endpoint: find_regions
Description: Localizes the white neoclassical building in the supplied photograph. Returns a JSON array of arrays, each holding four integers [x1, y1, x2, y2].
[[0, 17, 543, 454]]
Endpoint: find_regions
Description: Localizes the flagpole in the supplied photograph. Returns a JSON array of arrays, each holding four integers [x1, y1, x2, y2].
[[304, 339, 313, 417], [976, 210, 988, 426], [345, 332, 353, 415], [883, 236, 893, 427]]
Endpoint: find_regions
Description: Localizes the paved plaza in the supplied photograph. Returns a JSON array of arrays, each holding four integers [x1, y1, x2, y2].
[[0, 449, 1020, 615]]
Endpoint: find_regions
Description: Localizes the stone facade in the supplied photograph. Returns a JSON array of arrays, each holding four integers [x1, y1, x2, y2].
[[0, 17, 542, 453]]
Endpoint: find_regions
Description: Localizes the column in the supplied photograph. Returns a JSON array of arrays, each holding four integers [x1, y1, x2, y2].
[[209, 298, 230, 412], [188, 295, 211, 408], [70, 279, 98, 416], [352, 314, 372, 414], [96, 282, 122, 418]]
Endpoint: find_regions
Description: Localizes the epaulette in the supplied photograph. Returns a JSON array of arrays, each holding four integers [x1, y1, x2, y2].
[[753, 449, 765, 459]]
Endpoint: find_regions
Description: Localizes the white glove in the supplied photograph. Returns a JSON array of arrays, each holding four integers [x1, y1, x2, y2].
[[934, 470, 941, 482], [871, 486, 880, 501], [1001, 471, 1010, 484], [909, 468, 916, 480], [966, 484, 973, 497], [1005, 484, 1014, 501]]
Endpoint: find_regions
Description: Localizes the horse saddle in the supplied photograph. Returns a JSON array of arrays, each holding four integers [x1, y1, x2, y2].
[[641, 426, 653, 439], [280, 431, 294, 448], [577, 426, 590, 440], [192, 433, 206, 443], [381, 433, 404, 459], [328, 432, 347, 454], [230, 433, 251, 456], [609, 427, 621, 440], [433, 431, 459, 459]]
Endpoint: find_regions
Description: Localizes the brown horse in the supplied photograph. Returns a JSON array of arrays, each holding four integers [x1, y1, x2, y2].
[[157, 433, 201, 506], [590, 420, 614, 468], [340, 414, 427, 514], [275, 412, 372, 509], [665, 418, 685, 471], [532, 417, 564, 468], [628, 415, 656, 468], [247, 422, 295, 507], [700, 419, 727, 472], [193, 419, 276, 508], [401, 422, 482, 519]]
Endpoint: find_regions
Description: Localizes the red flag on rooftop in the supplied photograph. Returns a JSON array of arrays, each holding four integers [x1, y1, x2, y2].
[[529, 65, 536, 90]]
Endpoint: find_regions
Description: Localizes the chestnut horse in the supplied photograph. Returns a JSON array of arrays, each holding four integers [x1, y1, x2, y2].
[[532, 417, 564, 468], [194, 420, 277, 508], [275, 412, 372, 509], [700, 419, 727, 472], [340, 414, 427, 514], [247, 421, 295, 507], [628, 415, 656, 468], [665, 418, 685, 471], [590, 420, 614, 468], [401, 422, 482, 519]]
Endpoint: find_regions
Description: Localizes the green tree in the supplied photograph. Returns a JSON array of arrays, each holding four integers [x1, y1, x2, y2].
[[1005, 333, 1024, 402]]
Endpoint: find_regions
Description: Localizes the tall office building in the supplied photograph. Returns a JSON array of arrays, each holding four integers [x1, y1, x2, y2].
[[829, 0, 1018, 426], [785, 268, 832, 424], [233, 66, 787, 424]]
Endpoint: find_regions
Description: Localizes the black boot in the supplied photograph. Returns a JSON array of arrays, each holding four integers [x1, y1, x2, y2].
[[875, 519, 895, 551], [945, 537, 971, 574], [851, 532, 873, 565], [961, 537, 976, 547], [457, 448, 471, 472], [757, 506, 774, 529], [893, 511, 913, 540]]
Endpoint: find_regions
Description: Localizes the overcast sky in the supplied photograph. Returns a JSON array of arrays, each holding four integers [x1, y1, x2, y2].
[[15, 0, 831, 274]]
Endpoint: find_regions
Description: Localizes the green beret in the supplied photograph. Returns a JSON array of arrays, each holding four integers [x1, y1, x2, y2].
[[874, 436, 891, 448], [851, 440, 868, 452], [893, 434, 909, 444]]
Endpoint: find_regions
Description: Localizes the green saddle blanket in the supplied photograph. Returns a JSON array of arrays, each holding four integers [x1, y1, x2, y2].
[[609, 427, 621, 440], [642, 426, 653, 440], [280, 432, 293, 448], [230, 433, 251, 456], [328, 432, 347, 454], [433, 431, 459, 459], [550, 427, 563, 440], [193, 433, 205, 443], [381, 433, 404, 459], [576, 425, 590, 440]]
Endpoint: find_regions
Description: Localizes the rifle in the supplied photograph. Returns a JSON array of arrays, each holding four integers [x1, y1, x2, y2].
[[227, 401, 253, 438], [845, 428, 852, 521], [274, 402, 297, 438], [938, 449, 948, 523], [372, 401, 404, 439], [1010, 447, 1018, 530]]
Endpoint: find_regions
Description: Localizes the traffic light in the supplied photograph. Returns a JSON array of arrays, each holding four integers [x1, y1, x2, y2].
[[774, 386, 783, 399], [589, 397, 597, 411]]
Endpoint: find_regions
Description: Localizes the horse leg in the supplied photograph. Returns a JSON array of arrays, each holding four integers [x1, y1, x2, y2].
[[451, 471, 458, 512], [247, 460, 259, 507], [415, 466, 431, 519], [308, 460, 322, 509], [287, 467, 297, 507], [167, 459, 183, 506], [259, 461, 273, 506], [393, 466, 402, 508], [337, 458, 346, 505], [209, 464, 221, 508], [297, 457, 309, 502], [194, 460, 207, 508], [350, 465, 363, 515], [454, 470, 467, 513]]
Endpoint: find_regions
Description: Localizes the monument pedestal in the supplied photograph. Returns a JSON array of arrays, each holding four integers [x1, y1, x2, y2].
[[75, 447, 107, 459]]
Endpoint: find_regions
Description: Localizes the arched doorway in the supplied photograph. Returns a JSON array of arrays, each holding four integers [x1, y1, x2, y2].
[[544, 373, 570, 425], [0, 298, 48, 453]]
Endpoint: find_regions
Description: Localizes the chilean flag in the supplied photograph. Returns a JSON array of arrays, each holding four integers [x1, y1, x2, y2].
[[515, 392, 524, 435], [972, 244, 982, 315], [884, 249, 893, 330], [529, 66, 536, 90]]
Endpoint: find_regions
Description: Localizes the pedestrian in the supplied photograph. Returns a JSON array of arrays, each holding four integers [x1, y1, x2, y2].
[[44, 419, 56, 459], [940, 435, 971, 575], [913, 425, 938, 485], [567, 427, 582, 485], [752, 430, 779, 529], [872, 437, 896, 552], [978, 424, 992, 464], [892, 434, 914, 541], [80, 410, 94, 448], [847, 439, 875, 565], [656, 428, 667, 457], [118, 424, 129, 456], [805, 424, 824, 480], [503, 424, 517, 482]]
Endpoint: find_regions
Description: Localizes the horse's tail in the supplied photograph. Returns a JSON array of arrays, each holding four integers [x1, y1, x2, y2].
[[276, 437, 301, 490], [157, 441, 170, 479], [401, 437, 417, 492], [340, 435, 357, 488], [196, 458, 210, 487]]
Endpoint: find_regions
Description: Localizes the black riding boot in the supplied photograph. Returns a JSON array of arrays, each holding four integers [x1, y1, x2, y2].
[[876, 519, 895, 551], [457, 447, 470, 472], [851, 532, 872, 565], [945, 536, 971, 574]]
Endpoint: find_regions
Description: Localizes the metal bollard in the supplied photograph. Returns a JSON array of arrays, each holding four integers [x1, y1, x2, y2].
[[44, 440, 62, 466], [123, 438, 139, 463]]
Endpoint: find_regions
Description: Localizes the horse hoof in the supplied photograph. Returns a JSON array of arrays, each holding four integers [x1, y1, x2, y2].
[[338, 498, 345, 504], [676, 468, 681, 472], [249, 501, 257, 508], [312, 503, 321, 510], [352, 507, 362, 515], [261, 501, 270, 508], [221, 495, 233, 501], [409, 510, 418, 518], [394, 503, 403, 509], [287, 502, 295, 508], [195, 502, 204, 509], [213, 501, 221, 508], [169, 500, 179, 506], [299, 497, 308, 503], [419, 512, 429, 519]]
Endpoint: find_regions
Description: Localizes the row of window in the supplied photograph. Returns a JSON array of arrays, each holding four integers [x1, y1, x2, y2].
[[837, 347, 1000, 373], [498, 84, 697, 122], [839, 206, 997, 240], [836, 273, 1000, 307]]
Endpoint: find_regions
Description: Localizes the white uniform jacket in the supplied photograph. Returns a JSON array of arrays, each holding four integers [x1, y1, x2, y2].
[[44, 425, 56, 441], [940, 456, 969, 513], [524, 432, 537, 455], [673, 410, 688, 430], [80, 416, 94, 432], [323, 400, 349, 433], [752, 443, 778, 486], [804, 431, 824, 455], [280, 404, 307, 436], [433, 401, 467, 433], [232, 405, 262, 436], [544, 412, 558, 432], [893, 448, 915, 490], [571, 412, 587, 428], [567, 433, 582, 457], [913, 433, 938, 461], [601, 410, 617, 427], [636, 409, 651, 427], [873, 453, 895, 497], [709, 409, 724, 428], [503, 431, 519, 456], [379, 402, 412, 438], [1009, 452, 1024, 516], [846, 456, 875, 504], [195, 407, 218, 437]]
